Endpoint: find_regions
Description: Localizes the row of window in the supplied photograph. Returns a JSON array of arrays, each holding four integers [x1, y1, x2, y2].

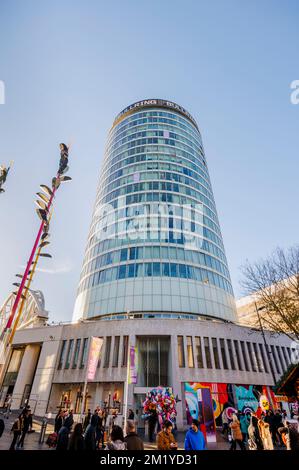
[[102, 160, 213, 196], [109, 111, 201, 148], [101, 144, 209, 186], [57, 336, 129, 370], [101, 151, 211, 198], [80, 245, 230, 283], [99, 170, 215, 210], [177, 335, 294, 375], [92, 213, 221, 248], [107, 129, 202, 159], [91, 212, 223, 254], [107, 121, 203, 157], [99, 180, 218, 222], [77, 261, 233, 295], [84, 232, 227, 269], [57, 334, 293, 377]]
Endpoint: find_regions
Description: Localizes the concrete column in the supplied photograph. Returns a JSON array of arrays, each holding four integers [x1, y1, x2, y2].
[[170, 335, 184, 430], [28, 340, 61, 416], [11, 344, 41, 409]]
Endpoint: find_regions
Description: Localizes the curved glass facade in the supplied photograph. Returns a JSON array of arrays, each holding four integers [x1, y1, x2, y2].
[[73, 100, 237, 322]]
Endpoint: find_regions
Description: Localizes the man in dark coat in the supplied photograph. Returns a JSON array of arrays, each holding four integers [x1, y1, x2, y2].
[[18, 409, 30, 448], [125, 420, 144, 450], [84, 414, 98, 450]]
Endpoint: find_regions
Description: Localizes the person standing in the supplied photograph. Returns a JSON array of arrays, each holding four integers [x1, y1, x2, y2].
[[156, 420, 178, 450], [9, 415, 23, 450], [105, 425, 127, 450], [221, 408, 229, 439], [128, 409, 135, 420], [125, 420, 144, 450], [54, 410, 64, 434], [83, 409, 91, 432], [18, 409, 30, 448], [68, 423, 85, 451], [4, 395, 12, 418], [248, 414, 264, 450], [229, 414, 245, 450], [184, 419, 206, 450], [258, 420, 273, 450], [148, 410, 158, 443], [240, 412, 250, 444], [84, 413, 98, 450]]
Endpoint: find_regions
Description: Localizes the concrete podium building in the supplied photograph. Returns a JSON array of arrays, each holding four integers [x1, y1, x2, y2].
[[0, 100, 295, 432]]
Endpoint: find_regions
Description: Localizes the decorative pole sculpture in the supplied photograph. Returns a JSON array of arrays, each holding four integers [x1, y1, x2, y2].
[[0, 161, 13, 193], [1, 144, 71, 341]]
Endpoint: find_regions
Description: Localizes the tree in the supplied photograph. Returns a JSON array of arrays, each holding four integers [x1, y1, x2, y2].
[[241, 246, 299, 341]]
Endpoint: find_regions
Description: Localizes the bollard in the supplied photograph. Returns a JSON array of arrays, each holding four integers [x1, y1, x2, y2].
[[39, 417, 48, 444]]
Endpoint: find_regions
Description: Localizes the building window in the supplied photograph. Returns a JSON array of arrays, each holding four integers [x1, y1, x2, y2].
[[281, 346, 289, 366], [137, 336, 170, 387], [72, 339, 81, 369], [177, 336, 185, 367], [240, 341, 249, 371], [253, 342, 263, 372], [122, 336, 129, 366], [186, 336, 194, 368], [103, 337, 112, 368], [227, 339, 235, 370], [80, 338, 89, 369], [258, 343, 269, 373], [233, 340, 243, 370], [112, 336, 120, 367], [195, 336, 203, 368], [270, 345, 280, 374], [212, 338, 220, 369], [286, 347, 292, 362], [58, 340, 67, 369], [204, 337, 212, 369], [246, 342, 257, 372], [275, 346, 285, 371], [65, 339, 74, 369], [220, 338, 228, 369]]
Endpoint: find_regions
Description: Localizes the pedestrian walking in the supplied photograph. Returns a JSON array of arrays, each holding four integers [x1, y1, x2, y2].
[[125, 420, 144, 450], [84, 413, 98, 450], [148, 410, 158, 443], [9, 415, 23, 450], [221, 408, 229, 439], [184, 418, 206, 450], [128, 409, 135, 420], [68, 423, 85, 451], [83, 409, 91, 432], [258, 419, 273, 450], [0, 417, 4, 438], [56, 425, 70, 451], [105, 425, 127, 450], [229, 414, 245, 450], [278, 422, 299, 451], [3, 395, 12, 419], [54, 410, 64, 433], [18, 409, 30, 448], [156, 420, 178, 450], [248, 414, 264, 450], [240, 412, 250, 444]]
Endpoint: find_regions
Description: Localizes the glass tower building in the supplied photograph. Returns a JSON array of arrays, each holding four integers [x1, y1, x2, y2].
[[73, 99, 237, 322]]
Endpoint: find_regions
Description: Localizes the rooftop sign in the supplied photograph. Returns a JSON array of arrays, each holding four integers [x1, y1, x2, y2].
[[113, 99, 198, 129]]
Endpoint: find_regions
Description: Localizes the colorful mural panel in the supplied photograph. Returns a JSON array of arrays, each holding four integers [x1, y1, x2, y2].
[[184, 382, 278, 428]]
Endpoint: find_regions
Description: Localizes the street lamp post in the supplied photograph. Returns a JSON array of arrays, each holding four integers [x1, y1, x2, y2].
[[254, 302, 277, 386]]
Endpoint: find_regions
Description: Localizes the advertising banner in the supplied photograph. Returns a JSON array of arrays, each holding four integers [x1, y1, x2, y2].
[[87, 337, 103, 381]]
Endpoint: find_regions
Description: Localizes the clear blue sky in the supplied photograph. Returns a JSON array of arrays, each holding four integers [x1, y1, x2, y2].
[[0, 0, 298, 322]]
